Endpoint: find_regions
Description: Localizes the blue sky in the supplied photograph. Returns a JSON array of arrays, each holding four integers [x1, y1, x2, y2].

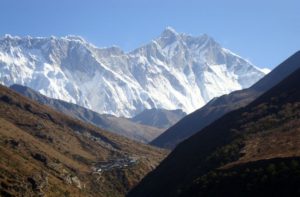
[[1, 0, 299, 69]]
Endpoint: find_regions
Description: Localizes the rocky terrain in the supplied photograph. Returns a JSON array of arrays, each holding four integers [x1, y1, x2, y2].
[[0, 85, 167, 197]]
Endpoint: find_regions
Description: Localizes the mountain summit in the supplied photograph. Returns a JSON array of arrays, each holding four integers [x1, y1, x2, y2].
[[0, 28, 267, 117]]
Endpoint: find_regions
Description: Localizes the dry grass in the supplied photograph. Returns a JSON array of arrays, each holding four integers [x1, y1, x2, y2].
[[0, 85, 168, 197]]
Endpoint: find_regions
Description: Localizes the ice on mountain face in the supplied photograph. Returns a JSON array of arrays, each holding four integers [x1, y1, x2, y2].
[[0, 28, 267, 117], [260, 68, 271, 74]]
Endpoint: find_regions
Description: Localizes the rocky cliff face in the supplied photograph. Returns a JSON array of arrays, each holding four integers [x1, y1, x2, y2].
[[0, 28, 267, 117]]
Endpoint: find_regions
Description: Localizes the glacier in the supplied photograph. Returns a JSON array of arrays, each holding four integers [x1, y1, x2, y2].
[[0, 27, 268, 117]]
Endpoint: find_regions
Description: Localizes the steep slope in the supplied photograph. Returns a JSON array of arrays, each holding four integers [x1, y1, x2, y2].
[[130, 108, 186, 129], [10, 84, 163, 143], [151, 51, 300, 149], [128, 62, 300, 197], [0, 28, 266, 117], [0, 85, 167, 197]]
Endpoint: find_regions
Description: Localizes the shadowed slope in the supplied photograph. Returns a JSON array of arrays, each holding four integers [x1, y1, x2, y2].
[[128, 58, 300, 197], [151, 51, 300, 149]]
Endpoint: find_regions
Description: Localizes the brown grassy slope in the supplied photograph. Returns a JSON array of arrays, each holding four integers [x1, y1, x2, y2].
[[128, 67, 300, 196], [0, 85, 167, 197]]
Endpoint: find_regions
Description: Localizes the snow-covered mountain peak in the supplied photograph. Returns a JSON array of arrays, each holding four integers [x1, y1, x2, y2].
[[161, 26, 178, 36], [157, 27, 181, 48], [3, 34, 17, 40], [63, 35, 87, 43], [0, 30, 267, 117]]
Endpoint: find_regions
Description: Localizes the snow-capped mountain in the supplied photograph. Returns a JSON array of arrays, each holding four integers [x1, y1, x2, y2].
[[0, 27, 268, 117]]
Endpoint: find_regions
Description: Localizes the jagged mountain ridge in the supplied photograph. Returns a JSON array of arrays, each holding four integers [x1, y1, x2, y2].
[[0, 28, 267, 117], [10, 84, 164, 143]]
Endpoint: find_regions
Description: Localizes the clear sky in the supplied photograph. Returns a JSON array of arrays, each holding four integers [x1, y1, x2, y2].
[[1, 0, 299, 69]]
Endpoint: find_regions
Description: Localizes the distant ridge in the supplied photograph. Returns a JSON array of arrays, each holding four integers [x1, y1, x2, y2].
[[10, 84, 164, 143], [131, 108, 186, 129]]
